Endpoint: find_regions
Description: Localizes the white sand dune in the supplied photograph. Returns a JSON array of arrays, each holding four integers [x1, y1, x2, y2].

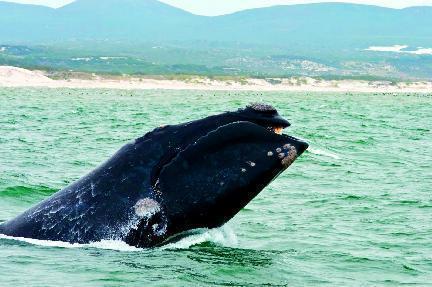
[[366, 45, 432, 55], [0, 66, 431, 93], [0, 66, 55, 86]]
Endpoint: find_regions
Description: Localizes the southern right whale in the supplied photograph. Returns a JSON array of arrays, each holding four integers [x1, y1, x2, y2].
[[0, 103, 308, 248]]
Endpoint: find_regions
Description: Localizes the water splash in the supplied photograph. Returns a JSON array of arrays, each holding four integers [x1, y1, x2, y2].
[[0, 225, 238, 251], [161, 225, 238, 250], [0, 234, 141, 251]]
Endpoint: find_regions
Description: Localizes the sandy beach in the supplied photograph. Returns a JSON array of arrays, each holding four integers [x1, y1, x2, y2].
[[1, 66, 431, 93]]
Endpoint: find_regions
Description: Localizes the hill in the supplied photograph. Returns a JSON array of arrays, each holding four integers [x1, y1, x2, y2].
[[0, 1, 431, 79]]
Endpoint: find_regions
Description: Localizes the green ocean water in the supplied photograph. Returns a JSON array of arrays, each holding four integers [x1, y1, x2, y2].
[[0, 88, 431, 286]]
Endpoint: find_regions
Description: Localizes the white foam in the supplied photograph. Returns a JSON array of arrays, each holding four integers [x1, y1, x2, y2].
[[161, 225, 238, 250], [88, 240, 141, 251], [308, 148, 341, 160], [0, 234, 141, 251], [0, 225, 238, 251]]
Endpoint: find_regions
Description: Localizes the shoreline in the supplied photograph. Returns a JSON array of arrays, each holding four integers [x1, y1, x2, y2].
[[1, 66, 431, 93]]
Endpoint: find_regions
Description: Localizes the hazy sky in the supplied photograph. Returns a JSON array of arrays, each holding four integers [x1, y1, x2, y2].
[[7, 0, 432, 15]]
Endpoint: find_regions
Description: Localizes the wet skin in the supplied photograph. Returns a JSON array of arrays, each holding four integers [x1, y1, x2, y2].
[[0, 104, 308, 248]]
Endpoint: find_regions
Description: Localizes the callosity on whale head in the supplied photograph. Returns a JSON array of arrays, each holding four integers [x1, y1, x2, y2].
[[0, 103, 308, 248]]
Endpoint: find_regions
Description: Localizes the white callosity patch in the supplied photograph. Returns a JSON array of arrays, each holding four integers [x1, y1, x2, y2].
[[247, 103, 277, 113], [119, 198, 166, 239], [281, 146, 298, 167], [152, 223, 167, 237], [271, 143, 299, 168], [152, 224, 159, 232], [134, 198, 161, 218]]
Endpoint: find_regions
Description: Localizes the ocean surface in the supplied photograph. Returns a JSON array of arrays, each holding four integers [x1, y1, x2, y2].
[[0, 88, 431, 286]]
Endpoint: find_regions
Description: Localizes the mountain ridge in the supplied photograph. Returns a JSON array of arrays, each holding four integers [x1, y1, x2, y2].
[[0, 1, 431, 79], [0, 1, 431, 46], [2, 0, 432, 13]]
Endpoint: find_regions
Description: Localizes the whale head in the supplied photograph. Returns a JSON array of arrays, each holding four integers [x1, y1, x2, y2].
[[127, 103, 308, 247]]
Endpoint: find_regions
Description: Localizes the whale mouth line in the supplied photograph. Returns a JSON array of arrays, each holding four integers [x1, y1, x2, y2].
[[266, 126, 307, 144], [261, 124, 307, 146], [150, 118, 308, 190]]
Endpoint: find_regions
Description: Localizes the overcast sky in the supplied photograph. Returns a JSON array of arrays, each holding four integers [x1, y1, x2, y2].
[[7, 0, 432, 15]]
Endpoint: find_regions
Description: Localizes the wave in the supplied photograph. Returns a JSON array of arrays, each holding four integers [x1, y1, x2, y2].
[[0, 225, 237, 251], [0, 234, 141, 251], [308, 148, 341, 160], [161, 225, 238, 250], [0, 185, 56, 198]]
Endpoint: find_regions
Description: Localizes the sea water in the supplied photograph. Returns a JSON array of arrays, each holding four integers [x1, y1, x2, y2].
[[0, 88, 431, 286]]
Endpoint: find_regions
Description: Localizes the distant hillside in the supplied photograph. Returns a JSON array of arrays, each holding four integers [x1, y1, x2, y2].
[[0, 0, 202, 42], [1, 1, 432, 47], [213, 4, 432, 49], [0, 1, 431, 79]]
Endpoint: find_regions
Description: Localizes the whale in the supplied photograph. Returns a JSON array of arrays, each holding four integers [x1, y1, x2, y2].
[[0, 104, 308, 248]]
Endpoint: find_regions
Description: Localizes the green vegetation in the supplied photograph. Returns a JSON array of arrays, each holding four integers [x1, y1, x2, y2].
[[0, 1, 431, 80], [1, 43, 431, 81]]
